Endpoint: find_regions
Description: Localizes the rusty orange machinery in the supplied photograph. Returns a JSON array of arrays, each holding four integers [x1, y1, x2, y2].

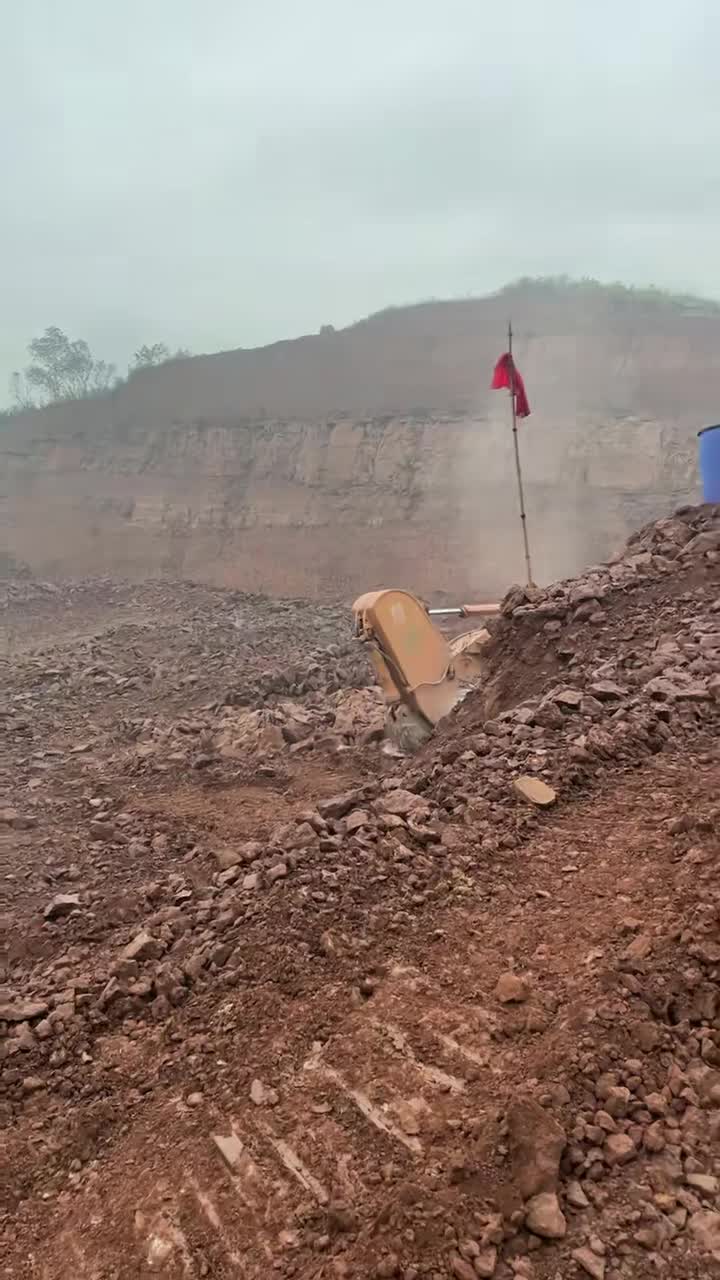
[[352, 589, 499, 732]]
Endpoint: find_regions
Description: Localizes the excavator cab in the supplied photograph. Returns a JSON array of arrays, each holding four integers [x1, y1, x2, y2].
[[352, 589, 497, 749]]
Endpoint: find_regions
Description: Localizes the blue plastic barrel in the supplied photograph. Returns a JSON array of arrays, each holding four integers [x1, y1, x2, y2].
[[699, 424, 720, 502]]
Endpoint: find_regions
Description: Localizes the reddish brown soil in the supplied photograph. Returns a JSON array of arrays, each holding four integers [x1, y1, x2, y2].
[[2, 505, 720, 1279]]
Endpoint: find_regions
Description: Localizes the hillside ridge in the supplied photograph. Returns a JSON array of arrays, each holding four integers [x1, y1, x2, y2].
[[0, 279, 714, 596]]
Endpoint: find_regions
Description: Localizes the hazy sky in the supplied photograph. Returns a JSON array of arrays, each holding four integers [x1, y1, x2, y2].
[[3, 0, 719, 398]]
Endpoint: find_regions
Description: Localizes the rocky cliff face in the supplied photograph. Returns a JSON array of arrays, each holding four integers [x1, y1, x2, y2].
[[1, 283, 715, 599]]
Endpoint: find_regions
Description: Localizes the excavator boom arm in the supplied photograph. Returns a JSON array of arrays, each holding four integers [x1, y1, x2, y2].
[[352, 589, 496, 736]]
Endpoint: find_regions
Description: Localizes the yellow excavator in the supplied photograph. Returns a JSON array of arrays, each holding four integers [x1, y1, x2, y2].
[[352, 590, 500, 750]]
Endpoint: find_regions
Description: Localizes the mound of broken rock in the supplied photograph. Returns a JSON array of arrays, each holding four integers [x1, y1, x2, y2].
[[2, 504, 720, 1279]]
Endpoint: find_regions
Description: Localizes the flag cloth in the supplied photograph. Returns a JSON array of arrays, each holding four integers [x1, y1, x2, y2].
[[491, 352, 530, 418]]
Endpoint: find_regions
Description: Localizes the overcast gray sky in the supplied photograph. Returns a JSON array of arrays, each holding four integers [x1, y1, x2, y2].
[[2, 0, 719, 398]]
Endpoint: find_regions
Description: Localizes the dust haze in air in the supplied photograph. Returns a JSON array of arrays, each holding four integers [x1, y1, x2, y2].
[[2, 0, 720, 398]]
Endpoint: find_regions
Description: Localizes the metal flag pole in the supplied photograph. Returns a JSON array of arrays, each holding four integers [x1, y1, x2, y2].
[[507, 320, 534, 586]]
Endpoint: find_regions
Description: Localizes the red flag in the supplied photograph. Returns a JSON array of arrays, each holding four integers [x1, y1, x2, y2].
[[491, 352, 530, 418]]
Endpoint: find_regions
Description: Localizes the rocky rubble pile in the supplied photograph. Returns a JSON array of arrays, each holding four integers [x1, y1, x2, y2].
[[443, 992, 720, 1280], [4, 769, 720, 1276], [2, 509, 718, 1041], [120, 687, 385, 776], [502, 801, 720, 1278], [2, 581, 368, 701], [503, 503, 719, 624], [476, 503, 720, 716], [2, 506, 720, 1277], [1, 580, 374, 794]]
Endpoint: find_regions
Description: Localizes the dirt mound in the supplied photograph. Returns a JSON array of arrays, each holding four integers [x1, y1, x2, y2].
[[1, 508, 720, 1278]]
